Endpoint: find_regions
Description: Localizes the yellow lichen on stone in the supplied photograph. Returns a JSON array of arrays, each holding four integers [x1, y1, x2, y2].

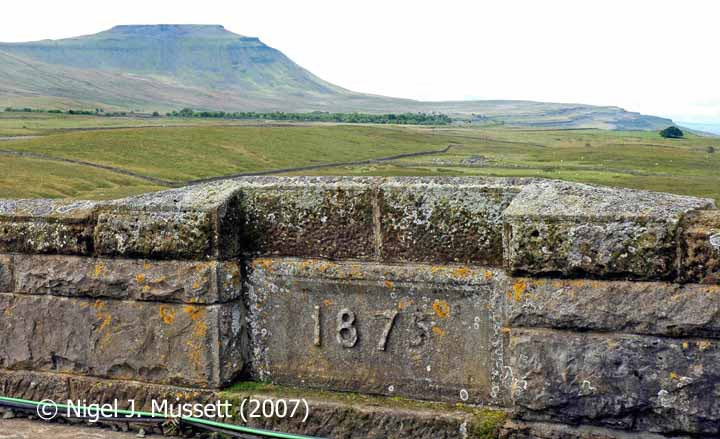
[[453, 267, 471, 278], [697, 341, 711, 351], [184, 305, 205, 321], [432, 326, 446, 337], [160, 305, 176, 324], [92, 261, 108, 279], [432, 299, 451, 318], [384, 280, 394, 289], [512, 280, 528, 302]]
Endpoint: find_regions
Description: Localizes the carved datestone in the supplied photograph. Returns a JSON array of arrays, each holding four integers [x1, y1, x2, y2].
[[245, 258, 511, 405]]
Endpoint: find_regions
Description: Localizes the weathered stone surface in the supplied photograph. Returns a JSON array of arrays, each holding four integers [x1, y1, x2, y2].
[[0, 294, 247, 388], [245, 258, 510, 405], [0, 419, 141, 439], [237, 177, 377, 260], [10, 254, 241, 304], [0, 255, 11, 292], [505, 278, 720, 338], [678, 209, 720, 284], [0, 199, 99, 255], [0, 369, 508, 439], [503, 181, 714, 279], [508, 329, 720, 435], [94, 181, 244, 260], [499, 421, 691, 439], [379, 177, 529, 264]]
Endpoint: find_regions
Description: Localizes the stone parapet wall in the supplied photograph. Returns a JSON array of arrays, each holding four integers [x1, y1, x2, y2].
[[1, 176, 719, 438]]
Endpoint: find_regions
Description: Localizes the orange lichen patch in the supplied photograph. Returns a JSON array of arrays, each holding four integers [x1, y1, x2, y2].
[[192, 320, 208, 338], [253, 259, 275, 272], [97, 312, 112, 333], [192, 280, 202, 290], [322, 299, 333, 306], [512, 280, 528, 302], [682, 341, 690, 350], [432, 326, 446, 337], [384, 280, 394, 289], [398, 297, 414, 310], [697, 341, 712, 351], [135, 273, 146, 283], [93, 302, 114, 349], [453, 267, 471, 278], [143, 262, 152, 270], [432, 299, 451, 318], [430, 266, 444, 273], [484, 270, 493, 280], [160, 305, 176, 325], [184, 305, 205, 321], [92, 261, 108, 279]]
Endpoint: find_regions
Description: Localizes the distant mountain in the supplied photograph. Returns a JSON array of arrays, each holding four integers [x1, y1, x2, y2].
[[0, 24, 674, 129], [678, 122, 720, 136]]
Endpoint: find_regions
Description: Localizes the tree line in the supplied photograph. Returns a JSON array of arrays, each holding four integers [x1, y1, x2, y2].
[[3, 107, 453, 125], [166, 108, 453, 125]]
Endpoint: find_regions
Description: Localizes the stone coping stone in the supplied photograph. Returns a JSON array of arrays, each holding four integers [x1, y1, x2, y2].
[[508, 328, 720, 436], [678, 209, 720, 284], [504, 278, 720, 338], [3, 254, 241, 304], [503, 180, 715, 280], [0, 199, 100, 255], [3, 177, 718, 272], [94, 180, 245, 260], [235, 176, 378, 260], [245, 257, 511, 406], [0, 294, 247, 388], [378, 177, 530, 265]]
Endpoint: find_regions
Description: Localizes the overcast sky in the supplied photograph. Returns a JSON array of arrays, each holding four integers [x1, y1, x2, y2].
[[1, 0, 718, 123]]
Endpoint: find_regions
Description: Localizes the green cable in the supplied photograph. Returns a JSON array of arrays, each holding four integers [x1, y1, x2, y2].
[[0, 395, 322, 439]]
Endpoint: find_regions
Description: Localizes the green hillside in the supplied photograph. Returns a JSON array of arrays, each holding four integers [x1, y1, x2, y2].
[[0, 25, 674, 129]]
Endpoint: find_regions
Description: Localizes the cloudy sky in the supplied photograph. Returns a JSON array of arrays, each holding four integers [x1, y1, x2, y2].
[[2, 0, 718, 123]]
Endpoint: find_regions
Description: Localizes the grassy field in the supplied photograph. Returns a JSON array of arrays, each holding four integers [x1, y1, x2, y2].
[[1, 113, 718, 202]]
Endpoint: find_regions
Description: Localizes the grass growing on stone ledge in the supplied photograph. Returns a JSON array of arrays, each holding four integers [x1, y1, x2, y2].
[[1, 113, 719, 202], [223, 381, 507, 439]]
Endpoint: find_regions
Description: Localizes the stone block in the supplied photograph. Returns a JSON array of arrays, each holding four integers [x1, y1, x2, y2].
[[0, 199, 98, 255], [504, 278, 720, 338], [94, 181, 244, 260], [245, 258, 511, 405], [0, 294, 247, 388], [503, 181, 714, 279], [379, 177, 528, 264], [508, 329, 720, 435], [236, 177, 377, 260], [11, 254, 241, 303], [678, 209, 720, 284]]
